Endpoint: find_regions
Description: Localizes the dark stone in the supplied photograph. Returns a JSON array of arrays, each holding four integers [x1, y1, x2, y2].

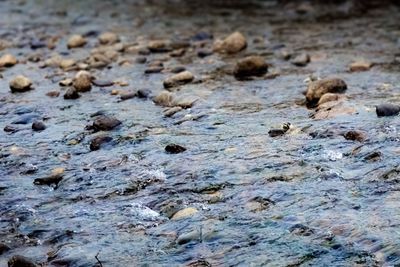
[[233, 56, 268, 79], [144, 66, 164, 74], [4, 125, 19, 133], [364, 151, 382, 162], [92, 115, 121, 131], [90, 136, 113, 151], [376, 103, 400, 117], [171, 66, 186, 73], [165, 144, 186, 154], [137, 89, 151, 99], [30, 40, 46, 49], [197, 49, 213, 58], [7, 255, 37, 267], [0, 243, 10, 255], [191, 31, 213, 41], [92, 79, 114, 87], [33, 174, 63, 186], [120, 92, 137, 100], [135, 56, 147, 64], [268, 129, 286, 137], [32, 121, 46, 131], [63, 88, 80, 99], [343, 130, 366, 142]]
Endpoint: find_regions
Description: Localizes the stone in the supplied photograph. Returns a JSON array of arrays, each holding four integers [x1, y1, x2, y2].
[[313, 101, 356, 120], [92, 115, 121, 131], [0, 243, 11, 255], [268, 129, 286, 137], [7, 255, 37, 267], [120, 91, 137, 100], [144, 66, 164, 74], [171, 207, 198, 220], [214, 31, 247, 54], [32, 121, 46, 131], [197, 49, 213, 58], [164, 106, 183, 117], [135, 56, 147, 64], [153, 91, 174, 107], [9, 75, 33, 93], [98, 32, 119, 45], [170, 66, 186, 73], [137, 89, 151, 98], [343, 131, 366, 142], [233, 56, 268, 79], [59, 58, 75, 69], [165, 144, 186, 154], [0, 53, 17, 67], [34, 173, 63, 186], [92, 79, 114, 87], [376, 103, 400, 117], [90, 135, 113, 151], [63, 88, 80, 99], [59, 78, 73, 87], [73, 71, 92, 92], [148, 40, 172, 52], [170, 48, 186, 57], [305, 78, 347, 107], [67, 34, 87, 49], [291, 53, 310, 67], [317, 93, 343, 106], [349, 60, 372, 72], [163, 71, 194, 89], [46, 91, 60, 98]]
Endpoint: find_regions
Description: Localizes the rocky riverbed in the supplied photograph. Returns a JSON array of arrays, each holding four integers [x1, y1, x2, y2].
[[1, 0, 400, 266]]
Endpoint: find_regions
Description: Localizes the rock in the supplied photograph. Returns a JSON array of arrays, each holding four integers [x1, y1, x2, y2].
[[32, 121, 46, 131], [145, 66, 164, 74], [0, 53, 17, 67], [67, 34, 87, 49], [170, 66, 186, 74], [343, 130, 366, 142], [90, 135, 113, 151], [9, 75, 33, 93], [197, 49, 213, 58], [98, 32, 119, 45], [137, 89, 151, 98], [313, 101, 356, 120], [135, 56, 147, 64], [92, 115, 121, 131], [7, 255, 37, 267], [305, 78, 347, 107], [170, 48, 186, 57], [165, 144, 186, 154], [63, 88, 80, 99], [364, 151, 382, 162], [268, 129, 286, 137], [4, 125, 19, 133], [186, 260, 212, 267], [92, 79, 114, 87], [163, 71, 194, 89], [349, 60, 372, 72], [59, 78, 73, 87], [46, 91, 60, 98], [376, 103, 400, 117], [291, 53, 310, 66], [171, 207, 198, 220], [153, 91, 174, 107], [233, 56, 268, 79], [59, 58, 75, 69], [148, 40, 172, 52], [0, 243, 11, 255], [164, 106, 182, 117], [120, 91, 137, 100], [73, 71, 92, 92], [177, 230, 200, 245], [12, 114, 39, 125], [214, 31, 247, 54], [34, 173, 63, 186], [317, 93, 343, 106], [192, 31, 213, 41]]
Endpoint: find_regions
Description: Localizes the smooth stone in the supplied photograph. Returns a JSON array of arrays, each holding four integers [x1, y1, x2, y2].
[[137, 89, 151, 98], [32, 121, 46, 131], [98, 32, 119, 45], [165, 144, 186, 154], [233, 56, 268, 79], [120, 91, 137, 100], [376, 103, 400, 117], [171, 207, 198, 220], [153, 91, 174, 107], [92, 115, 121, 131], [343, 130, 366, 142], [214, 31, 247, 54], [306, 78, 347, 107], [291, 53, 310, 66], [163, 71, 194, 89], [349, 60, 372, 72], [0, 53, 17, 67], [34, 173, 63, 186], [148, 40, 172, 52], [92, 79, 114, 87], [9, 75, 33, 93], [67, 34, 87, 49], [12, 114, 39, 125], [46, 91, 60, 98], [73, 71, 92, 92]]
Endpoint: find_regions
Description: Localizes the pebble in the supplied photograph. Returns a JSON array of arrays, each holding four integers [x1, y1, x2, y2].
[[349, 60, 372, 72], [317, 93, 343, 106], [46, 91, 60, 98], [92, 79, 114, 87], [170, 66, 186, 73], [0, 53, 17, 67], [67, 34, 87, 49], [12, 114, 39, 124], [73, 71, 92, 92], [92, 115, 122, 131], [59, 58, 76, 69], [291, 53, 310, 66], [171, 207, 198, 220], [148, 40, 172, 52], [197, 49, 213, 58], [233, 56, 268, 79], [63, 88, 80, 99], [165, 144, 186, 154], [164, 106, 183, 117], [343, 130, 366, 142], [137, 89, 151, 98], [98, 32, 119, 45], [163, 71, 194, 89], [268, 129, 286, 137], [144, 66, 164, 74], [7, 255, 37, 267], [34, 173, 63, 186], [170, 48, 186, 57], [59, 78, 73, 87], [364, 151, 382, 162], [90, 135, 113, 151], [9, 75, 33, 93], [376, 103, 400, 117], [4, 125, 19, 133], [135, 56, 147, 64], [305, 78, 347, 107], [120, 91, 137, 100], [32, 121, 46, 131], [214, 31, 247, 54], [153, 91, 174, 107]]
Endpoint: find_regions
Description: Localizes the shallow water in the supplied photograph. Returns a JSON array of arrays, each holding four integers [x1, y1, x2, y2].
[[1, 0, 400, 266]]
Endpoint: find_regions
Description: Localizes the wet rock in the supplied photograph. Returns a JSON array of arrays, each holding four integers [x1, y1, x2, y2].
[[0, 53, 17, 67], [67, 34, 87, 49], [92, 79, 114, 87], [306, 78, 347, 107], [177, 230, 200, 245], [148, 40, 172, 52], [164, 106, 182, 117], [343, 130, 366, 142], [197, 49, 213, 58], [289, 224, 314, 236], [120, 91, 137, 100], [9, 75, 33, 93], [30, 40, 46, 49], [233, 56, 268, 79], [214, 31, 247, 54], [364, 151, 382, 162], [92, 115, 121, 131], [98, 32, 119, 45], [165, 144, 186, 154], [34, 173, 63, 186], [137, 89, 151, 98], [291, 53, 310, 67], [376, 103, 400, 117], [349, 60, 372, 72], [317, 93, 343, 106], [0, 243, 11, 255], [73, 71, 92, 92], [171, 207, 198, 220], [63, 88, 80, 99], [59, 78, 73, 87], [32, 121, 46, 131], [144, 66, 164, 74], [90, 135, 113, 151], [153, 91, 174, 107], [7, 255, 37, 267], [163, 71, 194, 89]]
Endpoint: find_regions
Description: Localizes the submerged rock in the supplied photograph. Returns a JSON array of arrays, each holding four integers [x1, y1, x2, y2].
[[8, 255, 37, 267], [163, 71, 194, 89], [34, 173, 63, 186], [306, 78, 347, 107], [233, 56, 268, 79], [214, 31, 247, 54], [67, 34, 87, 49], [9, 75, 33, 93], [376, 103, 400, 117]]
